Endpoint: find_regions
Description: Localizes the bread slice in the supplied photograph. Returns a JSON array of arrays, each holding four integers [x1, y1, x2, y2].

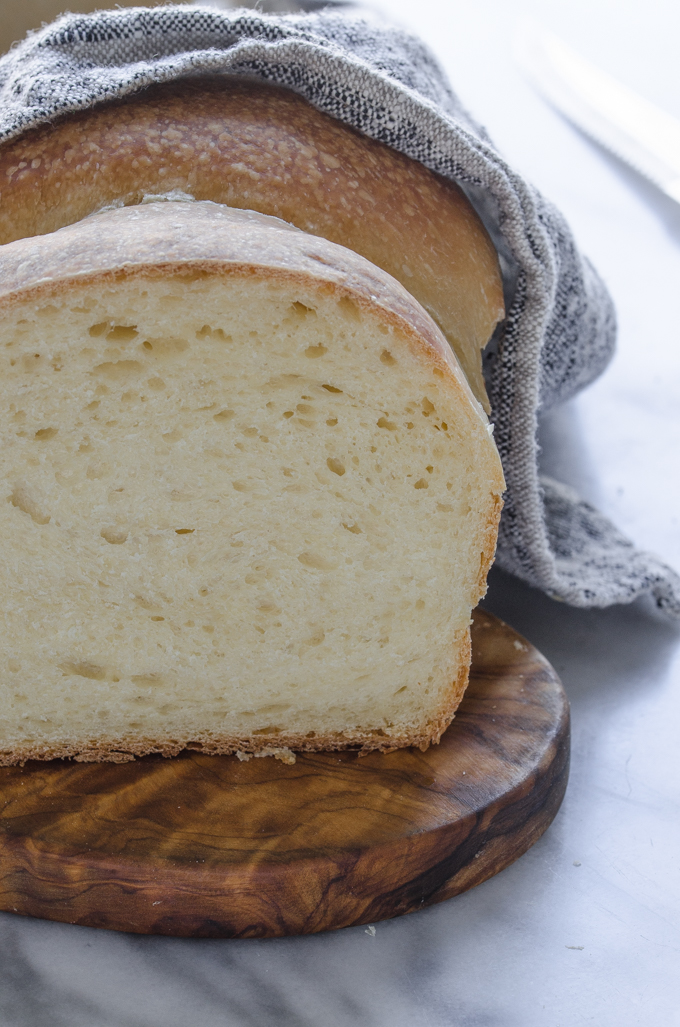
[[0, 202, 504, 765]]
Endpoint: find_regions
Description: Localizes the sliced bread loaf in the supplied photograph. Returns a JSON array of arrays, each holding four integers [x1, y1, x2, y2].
[[0, 202, 504, 764]]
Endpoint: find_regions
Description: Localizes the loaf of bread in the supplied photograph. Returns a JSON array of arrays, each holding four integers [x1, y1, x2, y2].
[[0, 77, 504, 410], [0, 201, 504, 765]]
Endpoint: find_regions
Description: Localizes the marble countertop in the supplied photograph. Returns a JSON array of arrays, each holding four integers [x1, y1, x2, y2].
[[2, 1, 679, 1024]]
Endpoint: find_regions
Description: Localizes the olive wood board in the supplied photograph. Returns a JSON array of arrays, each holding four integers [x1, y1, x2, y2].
[[0, 610, 569, 938]]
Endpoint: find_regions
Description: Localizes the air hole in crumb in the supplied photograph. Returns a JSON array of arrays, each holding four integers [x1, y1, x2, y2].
[[175, 528, 194, 535], [380, 350, 396, 366], [291, 301, 315, 316], [107, 325, 138, 343], [337, 296, 361, 321], [88, 322, 109, 337], [131, 674, 164, 688], [34, 427, 58, 441], [198, 587, 210, 596], [298, 551, 338, 571], [283, 411, 294, 419], [327, 458, 345, 476], [144, 336, 188, 357], [376, 417, 397, 431], [196, 325, 230, 341], [415, 599, 425, 610], [61, 662, 107, 681], [326, 418, 338, 426], [414, 478, 429, 490], [421, 398, 435, 416], [101, 527, 128, 544], [147, 377, 165, 390], [9, 486, 49, 525], [150, 616, 165, 622], [426, 465, 434, 473], [305, 344, 327, 358], [213, 409, 235, 421], [322, 384, 343, 393], [343, 523, 362, 534]]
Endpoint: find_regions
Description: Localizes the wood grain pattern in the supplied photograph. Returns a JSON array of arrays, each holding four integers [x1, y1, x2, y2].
[[0, 610, 569, 937]]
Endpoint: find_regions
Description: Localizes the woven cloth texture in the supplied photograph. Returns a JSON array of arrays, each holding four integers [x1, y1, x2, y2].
[[0, 3, 677, 615]]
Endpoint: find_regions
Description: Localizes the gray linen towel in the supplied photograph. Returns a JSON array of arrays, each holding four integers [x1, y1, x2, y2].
[[0, 3, 678, 615]]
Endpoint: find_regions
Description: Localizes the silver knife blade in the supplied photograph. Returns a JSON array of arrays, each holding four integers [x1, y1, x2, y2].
[[515, 21, 680, 204]]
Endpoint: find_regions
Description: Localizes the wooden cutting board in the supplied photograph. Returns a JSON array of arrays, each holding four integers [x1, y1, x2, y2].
[[0, 610, 569, 938]]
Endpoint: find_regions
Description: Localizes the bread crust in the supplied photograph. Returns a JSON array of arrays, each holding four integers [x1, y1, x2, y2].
[[0, 77, 503, 408]]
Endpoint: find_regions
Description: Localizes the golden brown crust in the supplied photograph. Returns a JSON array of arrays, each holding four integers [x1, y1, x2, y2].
[[0, 77, 503, 408], [0, 629, 471, 767]]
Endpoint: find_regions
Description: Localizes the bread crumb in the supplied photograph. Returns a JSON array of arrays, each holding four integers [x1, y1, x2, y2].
[[365, 924, 376, 936], [255, 747, 297, 765]]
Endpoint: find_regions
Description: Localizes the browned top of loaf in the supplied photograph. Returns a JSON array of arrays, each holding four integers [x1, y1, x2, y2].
[[0, 77, 503, 409]]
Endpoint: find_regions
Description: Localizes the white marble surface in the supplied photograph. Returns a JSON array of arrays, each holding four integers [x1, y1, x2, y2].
[[2, 1, 680, 1024]]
